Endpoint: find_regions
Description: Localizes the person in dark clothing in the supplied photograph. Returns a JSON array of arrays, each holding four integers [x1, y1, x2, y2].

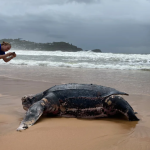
[[0, 41, 16, 62]]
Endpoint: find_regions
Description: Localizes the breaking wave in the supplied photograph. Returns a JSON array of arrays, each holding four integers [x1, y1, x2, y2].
[[1, 50, 150, 71]]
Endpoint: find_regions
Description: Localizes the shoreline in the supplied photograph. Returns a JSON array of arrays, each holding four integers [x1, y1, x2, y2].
[[0, 64, 150, 95]]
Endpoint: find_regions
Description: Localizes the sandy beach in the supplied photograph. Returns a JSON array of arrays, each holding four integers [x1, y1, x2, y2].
[[0, 65, 150, 150]]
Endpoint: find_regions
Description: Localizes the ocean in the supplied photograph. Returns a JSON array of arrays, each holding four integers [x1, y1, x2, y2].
[[1, 50, 150, 71]]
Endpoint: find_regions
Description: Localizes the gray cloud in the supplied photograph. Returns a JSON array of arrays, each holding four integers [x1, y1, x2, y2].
[[0, 0, 150, 53], [65, 0, 100, 3], [0, 0, 100, 7]]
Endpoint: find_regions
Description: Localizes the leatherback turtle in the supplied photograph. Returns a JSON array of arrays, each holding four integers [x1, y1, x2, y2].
[[17, 83, 139, 131]]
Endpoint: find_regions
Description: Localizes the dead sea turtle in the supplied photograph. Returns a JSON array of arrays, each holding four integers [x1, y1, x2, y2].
[[17, 83, 139, 131]]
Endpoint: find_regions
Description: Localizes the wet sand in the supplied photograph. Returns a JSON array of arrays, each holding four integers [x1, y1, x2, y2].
[[0, 65, 150, 150]]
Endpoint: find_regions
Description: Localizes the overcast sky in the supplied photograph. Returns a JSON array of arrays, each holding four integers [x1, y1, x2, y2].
[[0, 0, 150, 53]]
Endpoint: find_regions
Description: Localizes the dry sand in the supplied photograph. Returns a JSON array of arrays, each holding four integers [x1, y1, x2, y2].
[[0, 65, 150, 150]]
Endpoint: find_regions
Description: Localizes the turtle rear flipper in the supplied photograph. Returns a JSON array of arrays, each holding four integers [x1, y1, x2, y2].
[[17, 100, 45, 131], [105, 96, 139, 121]]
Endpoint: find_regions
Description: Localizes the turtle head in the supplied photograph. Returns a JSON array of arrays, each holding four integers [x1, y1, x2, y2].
[[21, 94, 35, 111], [21, 92, 44, 111]]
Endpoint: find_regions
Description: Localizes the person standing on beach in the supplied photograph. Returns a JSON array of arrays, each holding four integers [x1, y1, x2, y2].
[[0, 41, 16, 62]]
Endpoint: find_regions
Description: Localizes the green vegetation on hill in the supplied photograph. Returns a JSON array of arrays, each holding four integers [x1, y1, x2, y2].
[[0, 38, 82, 52]]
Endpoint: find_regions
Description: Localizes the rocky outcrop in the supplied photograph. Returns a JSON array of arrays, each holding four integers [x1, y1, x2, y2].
[[91, 49, 102, 53]]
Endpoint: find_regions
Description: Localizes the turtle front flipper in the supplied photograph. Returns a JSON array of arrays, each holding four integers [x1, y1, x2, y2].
[[17, 100, 46, 131], [104, 95, 139, 121]]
